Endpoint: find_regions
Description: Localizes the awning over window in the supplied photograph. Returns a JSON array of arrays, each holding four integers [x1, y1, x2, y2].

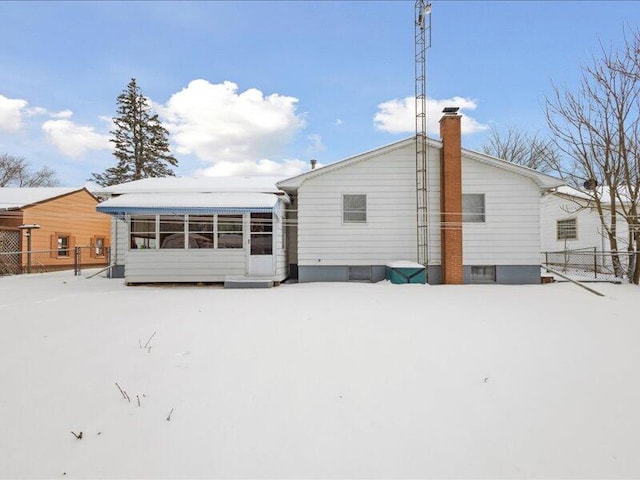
[[97, 192, 280, 215]]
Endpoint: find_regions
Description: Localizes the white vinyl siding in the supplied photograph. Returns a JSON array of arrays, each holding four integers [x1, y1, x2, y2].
[[112, 215, 128, 265], [297, 142, 440, 266], [275, 211, 288, 279], [294, 140, 546, 269], [462, 157, 541, 265], [540, 193, 630, 253], [125, 249, 247, 283]]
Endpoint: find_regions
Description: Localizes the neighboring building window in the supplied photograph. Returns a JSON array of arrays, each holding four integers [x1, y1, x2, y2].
[[130, 215, 157, 249], [218, 215, 243, 249], [343, 194, 367, 223], [557, 218, 577, 240], [94, 237, 105, 256], [57, 235, 70, 257], [187, 215, 214, 249], [159, 215, 185, 249], [462, 194, 485, 222], [470, 265, 496, 283], [250, 213, 273, 255]]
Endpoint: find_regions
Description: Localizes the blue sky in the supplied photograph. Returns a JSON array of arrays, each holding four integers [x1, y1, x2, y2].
[[0, 1, 636, 186]]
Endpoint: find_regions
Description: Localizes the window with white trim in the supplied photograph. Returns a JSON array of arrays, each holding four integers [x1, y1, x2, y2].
[[159, 215, 185, 249], [462, 194, 485, 222], [557, 218, 577, 240], [129, 214, 248, 249], [250, 213, 273, 255], [343, 194, 367, 223], [218, 215, 243, 249], [188, 215, 214, 248], [130, 216, 156, 249]]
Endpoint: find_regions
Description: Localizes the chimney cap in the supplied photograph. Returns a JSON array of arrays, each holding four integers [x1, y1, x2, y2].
[[442, 107, 459, 115]]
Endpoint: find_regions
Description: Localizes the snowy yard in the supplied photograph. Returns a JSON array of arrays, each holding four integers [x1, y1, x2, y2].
[[0, 272, 639, 479]]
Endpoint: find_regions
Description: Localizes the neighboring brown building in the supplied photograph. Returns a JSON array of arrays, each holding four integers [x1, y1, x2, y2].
[[0, 187, 111, 274]]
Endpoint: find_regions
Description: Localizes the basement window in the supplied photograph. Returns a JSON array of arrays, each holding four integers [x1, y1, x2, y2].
[[348, 266, 372, 282], [343, 194, 367, 223], [557, 218, 577, 240], [462, 194, 485, 222], [470, 265, 496, 283]]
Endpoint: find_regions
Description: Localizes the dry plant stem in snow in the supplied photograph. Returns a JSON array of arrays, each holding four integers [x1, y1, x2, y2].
[[144, 332, 156, 349], [115, 382, 126, 399]]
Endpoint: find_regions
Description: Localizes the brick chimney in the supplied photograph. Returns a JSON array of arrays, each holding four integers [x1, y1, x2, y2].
[[440, 107, 464, 284]]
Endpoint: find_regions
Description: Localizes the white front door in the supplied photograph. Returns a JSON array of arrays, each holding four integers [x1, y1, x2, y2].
[[249, 213, 274, 276]]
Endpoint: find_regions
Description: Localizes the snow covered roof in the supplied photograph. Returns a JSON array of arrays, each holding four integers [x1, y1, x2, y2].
[[0, 187, 84, 210], [278, 137, 564, 191], [97, 192, 281, 215], [101, 176, 285, 195], [554, 185, 632, 205]]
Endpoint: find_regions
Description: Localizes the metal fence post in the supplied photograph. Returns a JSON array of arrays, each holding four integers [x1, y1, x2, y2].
[[594, 247, 597, 280], [74, 246, 81, 276]]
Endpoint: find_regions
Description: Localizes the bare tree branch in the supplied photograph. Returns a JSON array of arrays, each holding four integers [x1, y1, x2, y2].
[[545, 33, 640, 283], [0, 154, 60, 187]]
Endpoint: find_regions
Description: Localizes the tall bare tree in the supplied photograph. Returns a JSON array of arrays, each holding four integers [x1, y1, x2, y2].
[[0, 154, 59, 187], [481, 126, 561, 174], [545, 35, 640, 283]]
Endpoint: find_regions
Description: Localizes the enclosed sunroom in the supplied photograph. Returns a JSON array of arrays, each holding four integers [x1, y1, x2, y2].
[[96, 177, 289, 285]]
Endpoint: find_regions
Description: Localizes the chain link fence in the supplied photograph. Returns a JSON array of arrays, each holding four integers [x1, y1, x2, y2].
[[542, 248, 637, 282], [0, 246, 111, 276]]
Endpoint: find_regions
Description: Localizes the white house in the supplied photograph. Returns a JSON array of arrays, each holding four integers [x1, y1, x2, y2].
[[277, 110, 564, 284], [96, 177, 289, 285], [541, 186, 631, 254]]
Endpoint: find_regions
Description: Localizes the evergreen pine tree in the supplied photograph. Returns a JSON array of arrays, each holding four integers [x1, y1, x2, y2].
[[91, 78, 177, 186]]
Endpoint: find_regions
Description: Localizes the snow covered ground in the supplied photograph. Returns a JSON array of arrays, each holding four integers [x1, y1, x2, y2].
[[0, 271, 639, 479]]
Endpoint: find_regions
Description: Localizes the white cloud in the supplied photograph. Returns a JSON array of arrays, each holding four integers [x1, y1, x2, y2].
[[50, 109, 74, 119], [374, 96, 489, 135], [158, 80, 305, 168], [0, 94, 28, 132], [42, 117, 111, 157], [305, 133, 326, 156], [197, 158, 309, 178]]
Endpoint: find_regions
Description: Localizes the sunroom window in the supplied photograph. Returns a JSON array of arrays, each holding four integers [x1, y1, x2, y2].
[[188, 215, 214, 248], [130, 216, 156, 249], [218, 215, 243, 249], [159, 215, 185, 249]]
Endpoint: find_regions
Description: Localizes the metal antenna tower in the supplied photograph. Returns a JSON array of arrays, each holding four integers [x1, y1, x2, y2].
[[415, 1, 432, 268]]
